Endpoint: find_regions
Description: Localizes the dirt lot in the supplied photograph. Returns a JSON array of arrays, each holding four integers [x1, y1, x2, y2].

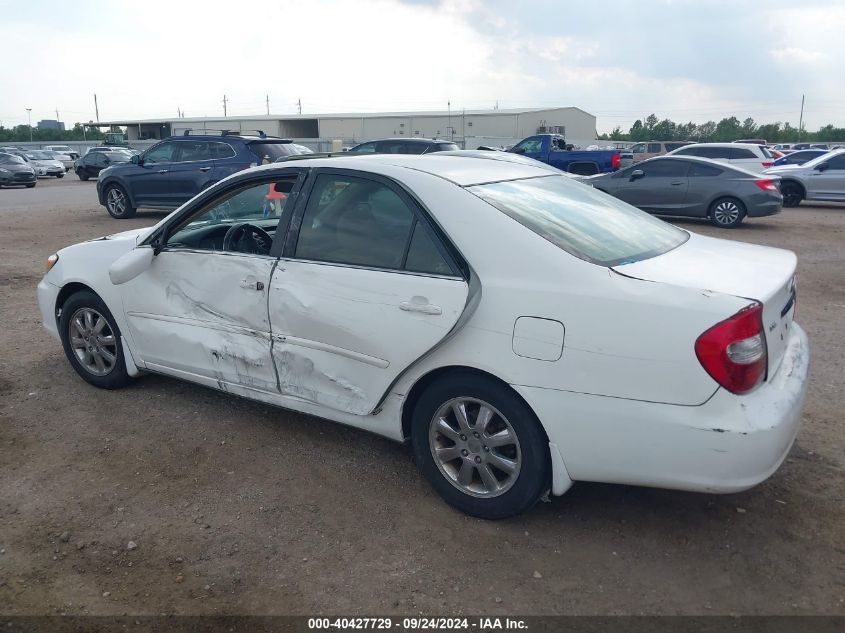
[[0, 178, 843, 616]]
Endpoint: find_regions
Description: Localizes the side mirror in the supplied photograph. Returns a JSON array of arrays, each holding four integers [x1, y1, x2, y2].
[[108, 247, 154, 285], [816, 162, 829, 172], [512, 147, 526, 154], [130, 154, 141, 165], [630, 169, 645, 181]]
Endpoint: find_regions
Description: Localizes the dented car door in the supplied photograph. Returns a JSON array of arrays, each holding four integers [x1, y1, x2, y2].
[[269, 170, 470, 415], [121, 174, 305, 392]]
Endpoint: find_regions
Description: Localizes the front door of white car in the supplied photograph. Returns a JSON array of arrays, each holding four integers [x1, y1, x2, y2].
[[269, 171, 470, 415], [121, 175, 304, 392]]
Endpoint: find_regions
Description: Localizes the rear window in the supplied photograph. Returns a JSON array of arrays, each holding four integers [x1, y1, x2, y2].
[[468, 175, 688, 266], [436, 143, 460, 152], [729, 148, 757, 159], [248, 142, 296, 162]]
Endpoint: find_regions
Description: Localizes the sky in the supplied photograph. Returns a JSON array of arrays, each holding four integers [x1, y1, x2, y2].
[[1, 0, 843, 133]]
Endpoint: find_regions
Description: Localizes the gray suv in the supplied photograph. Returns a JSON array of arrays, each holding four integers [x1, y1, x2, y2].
[[764, 149, 845, 207]]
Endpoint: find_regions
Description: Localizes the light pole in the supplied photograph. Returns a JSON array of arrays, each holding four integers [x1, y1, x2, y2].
[[26, 108, 32, 143]]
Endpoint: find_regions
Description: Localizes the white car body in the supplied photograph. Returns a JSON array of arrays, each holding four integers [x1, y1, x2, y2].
[[45, 151, 74, 171], [668, 142, 776, 173], [43, 145, 79, 160], [24, 152, 65, 177], [37, 155, 809, 515]]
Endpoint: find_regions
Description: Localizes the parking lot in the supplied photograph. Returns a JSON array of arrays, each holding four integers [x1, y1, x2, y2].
[[0, 177, 843, 615]]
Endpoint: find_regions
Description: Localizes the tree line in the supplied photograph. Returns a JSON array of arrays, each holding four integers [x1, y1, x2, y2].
[[0, 123, 106, 143], [599, 114, 845, 143]]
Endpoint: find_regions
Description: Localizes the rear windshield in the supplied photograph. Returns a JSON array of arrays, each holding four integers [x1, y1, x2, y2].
[[468, 175, 688, 266], [248, 142, 296, 162]]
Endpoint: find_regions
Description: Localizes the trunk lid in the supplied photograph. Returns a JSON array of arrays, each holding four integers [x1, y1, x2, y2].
[[613, 232, 797, 377]]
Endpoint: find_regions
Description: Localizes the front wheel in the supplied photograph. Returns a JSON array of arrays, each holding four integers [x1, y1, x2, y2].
[[104, 183, 136, 219], [58, 291, 131, 389], [709, 197, 746, 228], [781, 182, 804, 208], [57, 173, 64, 179], [26, 183, 36, 188], [77, 170, 89, 181], [411, 373, 551, 519]]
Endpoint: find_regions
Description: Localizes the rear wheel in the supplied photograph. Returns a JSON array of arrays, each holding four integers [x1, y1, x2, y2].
[[781, 182, 804, 207], [58, 290, 131, 389], [411, 372, 550, 519], [104, 183, 136, 219], [709, 197, 746, 228], [57, 173, 64, 179]]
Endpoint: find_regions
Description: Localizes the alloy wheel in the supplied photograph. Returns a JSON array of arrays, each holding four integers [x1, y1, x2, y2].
[[68, 307, 117, 376], [713, 200, 741, 226], [429, 397, 522, 498], [106, 188, 126, 215]]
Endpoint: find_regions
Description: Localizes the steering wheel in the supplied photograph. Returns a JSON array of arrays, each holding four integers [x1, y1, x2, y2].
[[222, 223, 273, 255]]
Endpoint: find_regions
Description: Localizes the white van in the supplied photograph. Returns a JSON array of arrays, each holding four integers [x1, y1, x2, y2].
[[629, 141, 693, 163]]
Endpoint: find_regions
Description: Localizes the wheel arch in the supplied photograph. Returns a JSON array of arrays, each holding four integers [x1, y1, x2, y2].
[[780, 178, 806, 197], [100, 177, 137, 207], [400, 365, 549, 445], [55, 281, 98, 320]]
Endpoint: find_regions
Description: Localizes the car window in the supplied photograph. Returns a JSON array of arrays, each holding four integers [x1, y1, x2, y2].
[[166, 177, 299, 252], [93, 154, 108, 167], [405, 221, 453, 275], [512, 138, 543, 154], [404, 143, 429, 155], [348, 142, 377, 154], [0, 153, 24, 165], [688, 162, 722, 177], [294, 174, 416, 270], [630, 143, 645, 154], [825, 154, 845, 170], [729, 148, 756, 159], [640, 159, 689, 177], [176, 141, 212, 162], [759, 147, 773, 159], [647, 143, 661, 153], [437, 143, 460, 152], [144, 142, 175, 164], [468, 175, 688, 267], [248, 142, 298, 163], [375, 141, 406, 154], [210, 142, 236, 160], [664, 143, 688, 152]]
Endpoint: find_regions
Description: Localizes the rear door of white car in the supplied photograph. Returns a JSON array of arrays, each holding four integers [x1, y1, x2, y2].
[[268, 169, 469, 415]]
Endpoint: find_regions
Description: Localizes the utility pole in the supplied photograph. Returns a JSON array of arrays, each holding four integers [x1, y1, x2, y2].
[[55, 107, 60, 122], [223, 94, 228, 117], [177, 107, 181, 118], [447, 100, 451, 141], [297, 98, 302, 115], [94, 94, 99, 122], [266, 94, 270, 115], [26, 108, 32, 142], [798, 94, 805, 142]]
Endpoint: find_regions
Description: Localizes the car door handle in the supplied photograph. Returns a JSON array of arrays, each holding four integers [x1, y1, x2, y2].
[[399, 301, 442, 315], [239, 278, 265, 291], [199, 166, 211, 172], [157, 169, 167, 174], [670, 181, 684, 185]]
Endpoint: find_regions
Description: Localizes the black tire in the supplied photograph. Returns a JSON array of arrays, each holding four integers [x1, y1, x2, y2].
[[709, 196, 746, 228], [781, 182, 804, 208], [25, 183, 36, 188], [411, 372, 550, 519], [103, 183, 136, 219], [57, 173, 64, 179], [77, 170, 89, 181], [58, 290, 131, 389]]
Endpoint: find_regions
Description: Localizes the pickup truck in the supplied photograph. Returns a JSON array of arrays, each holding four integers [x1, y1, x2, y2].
[[509, 134, 621, 175]]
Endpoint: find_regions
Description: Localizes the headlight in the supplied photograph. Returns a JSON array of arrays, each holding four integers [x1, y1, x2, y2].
[[46, 253, 59, 272]]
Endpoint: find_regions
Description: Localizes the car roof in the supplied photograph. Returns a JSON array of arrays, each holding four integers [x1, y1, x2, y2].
[[633, 154, 762, 176], [253, 153, 555, 186], [354, 138, 452, 144], [678, 142, 763, 149]]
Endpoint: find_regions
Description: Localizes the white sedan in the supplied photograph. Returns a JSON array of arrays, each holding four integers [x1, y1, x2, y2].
[[37, 155, 809, 518]]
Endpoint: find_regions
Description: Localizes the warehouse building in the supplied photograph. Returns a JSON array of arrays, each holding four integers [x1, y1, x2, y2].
[[93, 106, 598, 149]]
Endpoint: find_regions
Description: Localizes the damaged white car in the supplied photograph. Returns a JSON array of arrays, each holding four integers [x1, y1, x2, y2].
[[37, 155, 809, 518]]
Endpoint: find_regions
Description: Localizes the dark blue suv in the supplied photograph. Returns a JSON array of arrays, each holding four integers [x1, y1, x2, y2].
[[97, 131, 311, 218]]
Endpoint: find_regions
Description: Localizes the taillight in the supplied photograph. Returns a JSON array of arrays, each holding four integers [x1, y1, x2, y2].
[[761, 161, 774, 168], [695, 303, 767, 394], [611, 153, 621, 169], [755, 179, 779, 192]]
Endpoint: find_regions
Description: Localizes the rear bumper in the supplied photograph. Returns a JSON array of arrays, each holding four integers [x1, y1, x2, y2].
[[518, 323, 809, 495], [746, 192, 782, 217]]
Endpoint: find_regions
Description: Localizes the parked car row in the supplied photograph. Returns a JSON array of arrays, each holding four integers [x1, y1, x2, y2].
[[0, 152, 37, 188]]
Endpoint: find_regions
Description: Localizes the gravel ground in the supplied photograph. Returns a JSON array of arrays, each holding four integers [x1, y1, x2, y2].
[[0, 178, 843, 616]]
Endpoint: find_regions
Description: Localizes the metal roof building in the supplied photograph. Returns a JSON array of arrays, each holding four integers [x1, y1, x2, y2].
[[94, 106, 598, 149]]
